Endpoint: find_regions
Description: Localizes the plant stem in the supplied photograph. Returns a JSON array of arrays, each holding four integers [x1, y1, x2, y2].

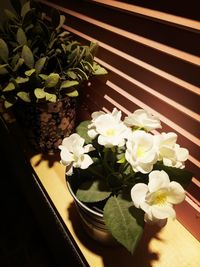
[[87, 167, 104, 179]]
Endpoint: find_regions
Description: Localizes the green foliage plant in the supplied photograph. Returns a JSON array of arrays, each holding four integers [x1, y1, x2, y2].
[[0, 0, 107, 108]]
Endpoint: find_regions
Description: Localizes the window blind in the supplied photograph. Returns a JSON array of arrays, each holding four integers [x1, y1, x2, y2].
[[39, 0, 200, 241]]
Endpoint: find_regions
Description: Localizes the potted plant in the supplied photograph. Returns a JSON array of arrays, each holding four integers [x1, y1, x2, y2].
[[59, 107, 193, 254], [0, 0, 107, 153]]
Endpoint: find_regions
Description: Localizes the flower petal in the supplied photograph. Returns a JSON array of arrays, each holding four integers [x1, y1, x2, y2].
[[80, 154, 94, 169], [167, 181, 185, 204], [131, 183, 148, 208], [151, 204, 176, 220], [148, 170, 170, 192]]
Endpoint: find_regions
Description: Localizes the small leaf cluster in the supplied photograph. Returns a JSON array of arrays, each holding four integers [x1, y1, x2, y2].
[[0, 0, 108, 108]]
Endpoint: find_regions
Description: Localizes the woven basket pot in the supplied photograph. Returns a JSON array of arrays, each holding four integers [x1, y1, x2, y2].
[[13, 96, 76, 154]]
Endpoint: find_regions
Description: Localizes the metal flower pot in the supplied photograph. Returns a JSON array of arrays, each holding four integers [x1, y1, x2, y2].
[[66, 175, 119, 246]]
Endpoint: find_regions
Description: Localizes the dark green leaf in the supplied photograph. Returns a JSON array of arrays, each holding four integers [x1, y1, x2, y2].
[[35, 57, 47, 74], [17, 92, 31, 102], [0, 39, 9, 62], [76, 120, 92, 144], [21, 1, 31, 17], [13, 58, 24, 72], [104, 195, 144, 253], [154, 163, 193, 189], [4, 9, 18, 21], [11, 53, 20, 68], [16, 28, 27, 45], [0, 64, 9, 75], [76, 180, 112, 202], [21, 45, 34, 68]]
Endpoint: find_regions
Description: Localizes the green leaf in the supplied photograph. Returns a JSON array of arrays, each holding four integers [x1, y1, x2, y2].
[[34, 88, 46, 99], [45, 92, 57, 102], [0, 64, 9, 75], [56, 15, 65, 30], [35, 57, 47, 74], [25, 69, 35, 76], [15, 76, 29, 83], [66, 89, 79, 97], [13, 58, 24, 72], [76, 120, 92, 144], [39, 74, 48, 80], [17, 91, 31, 102], [0, 39, 9, 62], [89, 42, 99, 56], [66, 70, 77, 80], [3, 82, 15, 92], [83, 60, 94, 73], [117, 154, 126, 164], [58, 31, 70, 38], [21, 1, 31, 17], [4, 9, 18, 22], [93, 62, 108, 75], [76, 180, 112, 203], [10, 0, 22, 15], [104, 195, 144, 253], [45, 73, 60, 88], [60, 80, 79, 89], [4, 100, 15, 109], [21, 45, 34, 68], [73, 67, 88, 81], [11, 53, 20, 68], [16, 28, 27, 45]]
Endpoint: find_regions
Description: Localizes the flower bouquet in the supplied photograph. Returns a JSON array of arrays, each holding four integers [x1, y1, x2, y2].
[[59, 108, 193, 253]]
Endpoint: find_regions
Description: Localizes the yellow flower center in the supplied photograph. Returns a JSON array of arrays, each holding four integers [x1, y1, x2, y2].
[[137, 147, 144, 157], [106, 128, 116, 137], [148, 191, 167, 206]]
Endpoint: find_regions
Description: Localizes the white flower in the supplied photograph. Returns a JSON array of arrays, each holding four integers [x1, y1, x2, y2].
[[131, 170, 185, 223], [156, 132, 189, 169], [124, 109, 162, 131], [88, 108, 130, 147], [59, 133, 94, 175], [125, 130, 158, 173]]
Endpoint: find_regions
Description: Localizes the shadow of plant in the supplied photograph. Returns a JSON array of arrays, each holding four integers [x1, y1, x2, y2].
[[67, 201, 161, 267]]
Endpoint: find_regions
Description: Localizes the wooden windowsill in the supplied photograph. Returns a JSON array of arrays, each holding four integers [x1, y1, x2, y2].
[[30, 152, 200, 267]]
